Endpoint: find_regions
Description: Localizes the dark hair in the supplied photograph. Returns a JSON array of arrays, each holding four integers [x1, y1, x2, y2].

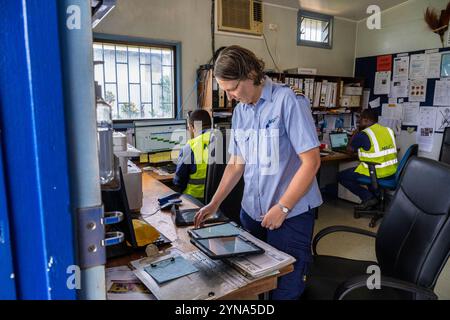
[[188, 110, 212, 130], [361, 109, 378, 123], [213, 45, 265, 85]]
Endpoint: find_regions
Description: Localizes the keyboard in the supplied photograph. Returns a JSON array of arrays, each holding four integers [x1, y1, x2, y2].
[[160, 163, 177, 174]]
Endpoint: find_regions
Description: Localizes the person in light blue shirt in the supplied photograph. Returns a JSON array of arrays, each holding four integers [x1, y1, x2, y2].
[[195, 46, 322, 300]]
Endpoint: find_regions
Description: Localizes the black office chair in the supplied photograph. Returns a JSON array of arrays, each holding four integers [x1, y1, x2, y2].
[[302, 157, 450, 300], [204, 128, 244, 225], [354, 144, 418, 228], [439, 127, 450, 165]]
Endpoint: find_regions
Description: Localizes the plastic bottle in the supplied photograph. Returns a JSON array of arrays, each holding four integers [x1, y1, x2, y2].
[[95, 82, 115, 184]]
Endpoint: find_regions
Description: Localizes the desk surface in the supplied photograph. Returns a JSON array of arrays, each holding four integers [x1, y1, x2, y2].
[[107, 171, 294, 300], [321, 151, 357, 163]]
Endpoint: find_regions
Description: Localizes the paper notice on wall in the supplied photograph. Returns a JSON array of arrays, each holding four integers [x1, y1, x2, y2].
[[389, 80, 408, 98], [393, 56, 410, 82], [426, 52, 442, 78], [408, 78, 427, 102], [374, 71, 391, 95], [369, 97, 381, 109], [377, 55, 393, 72], [409, 54, 427, 79], [435, 106, 450, 133], [417, 107, 437, 153], [402, 102, 420, 126], [379, 117, 402, 135], [382, 103, 403, 120], [433, 80, 450, 106]]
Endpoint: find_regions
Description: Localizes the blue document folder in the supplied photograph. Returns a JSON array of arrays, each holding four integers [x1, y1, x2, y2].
[[144, 255, 198, 285]]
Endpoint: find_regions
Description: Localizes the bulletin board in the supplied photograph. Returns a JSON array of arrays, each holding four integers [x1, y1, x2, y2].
[[355, 47, 450, 132]]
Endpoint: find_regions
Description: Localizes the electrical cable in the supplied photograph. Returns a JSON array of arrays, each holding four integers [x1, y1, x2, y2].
[[262, 33, 281, 74], [141, 208, 161, 218]]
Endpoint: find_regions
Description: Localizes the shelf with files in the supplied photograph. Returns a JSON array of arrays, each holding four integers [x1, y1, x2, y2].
[[265, 71, 365, 115]]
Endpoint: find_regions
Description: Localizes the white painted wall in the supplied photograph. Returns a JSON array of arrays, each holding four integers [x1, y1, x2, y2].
[[356, 0, 448, 160], [94, 0, 357, 117], [356, 0, 448, 58]]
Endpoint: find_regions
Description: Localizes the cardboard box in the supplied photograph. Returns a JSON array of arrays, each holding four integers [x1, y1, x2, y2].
[[350, 96, 361, 107], [340, 96, 351, 107], [343, 86, 363, 96], [340, 95, 361, 107]]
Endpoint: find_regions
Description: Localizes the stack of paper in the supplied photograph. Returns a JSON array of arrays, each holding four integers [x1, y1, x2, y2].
[[106, 266, 156, 300], [226, 230, 296, 279]]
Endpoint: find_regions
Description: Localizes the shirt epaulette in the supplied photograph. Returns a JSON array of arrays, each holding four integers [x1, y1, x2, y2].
[[283, 84, 305, 97]]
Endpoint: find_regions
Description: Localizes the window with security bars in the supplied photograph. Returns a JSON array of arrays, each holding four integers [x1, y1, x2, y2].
[[297, 10, 333, 49], [93, 41, 176, 121]]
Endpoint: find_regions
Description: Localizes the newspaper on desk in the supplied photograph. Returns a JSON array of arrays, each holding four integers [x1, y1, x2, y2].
[[226, 230, 297, 279], [131, 248, 253, 300]]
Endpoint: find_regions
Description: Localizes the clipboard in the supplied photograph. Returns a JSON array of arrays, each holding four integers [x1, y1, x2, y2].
[[143, 255, 198, 285]]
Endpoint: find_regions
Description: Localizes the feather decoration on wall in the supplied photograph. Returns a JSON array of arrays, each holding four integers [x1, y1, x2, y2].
[[424, 2, 450, 47]]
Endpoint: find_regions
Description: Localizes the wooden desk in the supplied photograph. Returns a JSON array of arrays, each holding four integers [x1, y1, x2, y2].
[[320, 151, 357, 163], [145, 170, 174, 183], [107, 171, 294, 300]]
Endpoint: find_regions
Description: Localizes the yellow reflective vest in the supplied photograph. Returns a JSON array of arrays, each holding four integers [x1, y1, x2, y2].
[[354, 124, 398, 178], [184, 131, 211, 199]]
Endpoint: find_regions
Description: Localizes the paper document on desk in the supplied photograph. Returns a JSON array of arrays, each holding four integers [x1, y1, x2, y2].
[[226, 230, 296, 279], [131, 248, 252, 300], [106, 266, 156, 300]]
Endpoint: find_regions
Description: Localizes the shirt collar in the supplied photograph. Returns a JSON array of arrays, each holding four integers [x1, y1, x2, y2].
[[242, 76, 273, 111]]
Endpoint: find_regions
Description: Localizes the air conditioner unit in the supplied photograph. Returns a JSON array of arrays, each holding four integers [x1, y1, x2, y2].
[[217, 0, 264, 36]]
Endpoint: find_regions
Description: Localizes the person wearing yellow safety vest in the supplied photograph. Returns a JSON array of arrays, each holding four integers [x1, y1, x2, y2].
[[338, 109, 398, 210], [173, 110, 212, 201]]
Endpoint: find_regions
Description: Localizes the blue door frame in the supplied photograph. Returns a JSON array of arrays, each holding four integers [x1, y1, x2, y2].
[[0, 138, 16, 299], [0, 0, 77, 299]]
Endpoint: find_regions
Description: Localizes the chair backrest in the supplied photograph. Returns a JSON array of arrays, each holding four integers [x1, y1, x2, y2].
[[439, 127, 450, 165], [394, 144, 418, 184], [204, 128, 244, 224], [376, 157, 450, 289]]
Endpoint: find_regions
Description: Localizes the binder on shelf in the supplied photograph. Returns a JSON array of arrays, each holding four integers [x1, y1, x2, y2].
[[313, 82, 321, 108]]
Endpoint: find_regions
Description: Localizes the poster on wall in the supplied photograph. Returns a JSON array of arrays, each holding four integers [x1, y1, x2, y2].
[[377, 55, 393, 72], [393, 56, 410, 82], [433, 80, 450, 106], [425, 52, 442, 78], [408, 78, 427, 102], [402, 102, 420, 126], [435, 106, 450, 133], [440, 52, 450, 78], [389, 80, 408, 98], [374, 71, 391, 95], [417, 107, 437, 153], [409, 54, 427, 79]]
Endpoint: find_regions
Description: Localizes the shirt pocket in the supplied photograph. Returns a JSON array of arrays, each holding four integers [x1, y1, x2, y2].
[[234, 131, 253, 162]]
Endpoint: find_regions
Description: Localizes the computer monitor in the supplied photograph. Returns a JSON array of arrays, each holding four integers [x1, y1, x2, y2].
[[329, 132, 349, 151], [134, 120, 187, 154]]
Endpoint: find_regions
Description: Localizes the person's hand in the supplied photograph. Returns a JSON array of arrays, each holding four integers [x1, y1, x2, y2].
[[261, 205, 287, 230], [194, 202, 220, 228]]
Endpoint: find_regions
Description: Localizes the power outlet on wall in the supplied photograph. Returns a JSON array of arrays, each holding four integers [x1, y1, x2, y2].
[[268, 23, 278, 31]]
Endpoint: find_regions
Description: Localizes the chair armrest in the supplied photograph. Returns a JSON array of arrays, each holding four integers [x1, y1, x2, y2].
[[312, 226, 377, 256], [334, 275, 438, 300]]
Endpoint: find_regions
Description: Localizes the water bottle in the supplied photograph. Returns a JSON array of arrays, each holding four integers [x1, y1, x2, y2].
[[95, 82, 115, 185]]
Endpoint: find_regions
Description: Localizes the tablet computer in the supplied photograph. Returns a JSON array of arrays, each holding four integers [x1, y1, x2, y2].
[[188, 222, 241, 239], [172, 207, 228, 227], [190, 235, 264, 260]]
